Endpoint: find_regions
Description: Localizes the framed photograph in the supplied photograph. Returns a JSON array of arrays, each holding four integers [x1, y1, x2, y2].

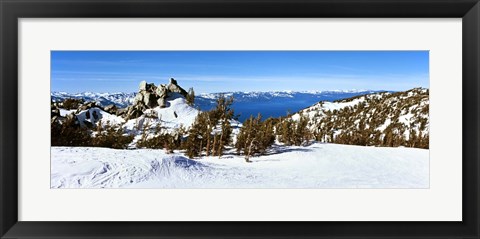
[[1, 0, 479, 238]]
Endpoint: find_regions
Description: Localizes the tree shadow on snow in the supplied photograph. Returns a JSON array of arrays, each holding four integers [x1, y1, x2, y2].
[[207, 143, 319, 162], [247, 145, 317, 163], [267, 145, 314, 155]]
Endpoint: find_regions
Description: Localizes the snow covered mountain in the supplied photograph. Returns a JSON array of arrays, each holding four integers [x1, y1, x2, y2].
[[52, 90, 382, 122], [51, 86, 428, 149], [50, 85, 430, 189], [291, 88, 429, 148], [51, 92, 136, 108]]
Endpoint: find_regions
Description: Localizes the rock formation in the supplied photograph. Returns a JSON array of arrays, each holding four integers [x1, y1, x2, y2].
[[50, 78, 189, 123], [123, 78, 188, 120], [167, 78, 188, 97], [104, 104, 117, 115]]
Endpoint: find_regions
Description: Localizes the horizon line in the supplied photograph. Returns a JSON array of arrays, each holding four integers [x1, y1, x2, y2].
[[51, 87, 429, 95]]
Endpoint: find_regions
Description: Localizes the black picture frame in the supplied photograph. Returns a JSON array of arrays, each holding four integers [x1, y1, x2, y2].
[[1, 0, 479, 238]]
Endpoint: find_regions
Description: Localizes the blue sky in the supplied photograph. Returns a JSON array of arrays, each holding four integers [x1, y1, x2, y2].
[[51, 51, 429, 94]]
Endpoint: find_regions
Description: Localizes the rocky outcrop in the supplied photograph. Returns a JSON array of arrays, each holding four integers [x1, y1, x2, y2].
[[74, 102, 100, 114], [134, 78, 187, 108], [50, 100, 100, 127], [122, 78, 188, 120], [104, 104, 117, 115], [51, 78, 189, 123], [51, 102, 68, 124], [167, 78, 188, 97]]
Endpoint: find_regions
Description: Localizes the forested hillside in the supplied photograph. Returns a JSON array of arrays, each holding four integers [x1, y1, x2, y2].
[[290, 88, 429, 148]]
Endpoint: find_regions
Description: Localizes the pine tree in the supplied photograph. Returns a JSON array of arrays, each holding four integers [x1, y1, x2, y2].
[[211, 94, 235, 157], [51, 114, 92, 147], [235, 113, 275, 162], [236, 115, 258, 162], [259, 117, 275, 153], [205, 121, 213, 156], [211, 134, 218, 156], [186, 87, 195, 106], [407, 129, 418, 148], [293, 114, 311, 146], [184, 94, 237, 159], [185, 111, 209, 158], [418, 132, 429, 149], [278, 117, 294, 146], [93, 125, 134, 149]]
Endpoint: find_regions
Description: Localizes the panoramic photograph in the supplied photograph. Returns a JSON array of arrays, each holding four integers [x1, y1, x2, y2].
[[50, 51, 429, 189]]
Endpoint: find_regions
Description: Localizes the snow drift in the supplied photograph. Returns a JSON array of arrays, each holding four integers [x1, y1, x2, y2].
[[51, 143, 429, 189]]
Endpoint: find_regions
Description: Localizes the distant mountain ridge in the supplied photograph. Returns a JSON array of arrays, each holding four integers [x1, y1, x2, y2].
[[52, 90, 385, 121], [51, 92, 136, 108]]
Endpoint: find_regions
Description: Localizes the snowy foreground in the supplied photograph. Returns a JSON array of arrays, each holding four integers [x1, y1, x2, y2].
[[51, 143, 429, 189]]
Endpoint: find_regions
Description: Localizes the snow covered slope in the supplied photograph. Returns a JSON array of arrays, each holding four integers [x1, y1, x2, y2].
[[51, 143, 429, 189], [123, 95, 200, 131], [55, 94, 200, 146], [74, 107, 126, 127], [292, 88, 429, 148]]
